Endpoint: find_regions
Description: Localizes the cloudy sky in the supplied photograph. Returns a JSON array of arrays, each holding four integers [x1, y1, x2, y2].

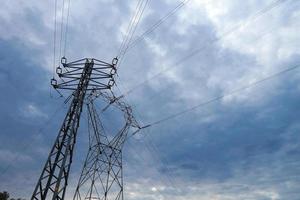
[[1, 0, 300, 199]]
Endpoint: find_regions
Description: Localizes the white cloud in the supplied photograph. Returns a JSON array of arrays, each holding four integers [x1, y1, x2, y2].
[[20, 103, 47, 118], [1, 0, 300, 199], [0, 149, 32, 163]]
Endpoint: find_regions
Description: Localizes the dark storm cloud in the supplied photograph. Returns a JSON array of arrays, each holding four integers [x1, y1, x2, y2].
[[1, 0, 300, 199], [0, 38, 56, 193]]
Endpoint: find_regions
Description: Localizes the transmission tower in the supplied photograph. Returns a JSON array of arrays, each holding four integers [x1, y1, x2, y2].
[[73, 91, 140, 200], [31, 57, 119, 200]]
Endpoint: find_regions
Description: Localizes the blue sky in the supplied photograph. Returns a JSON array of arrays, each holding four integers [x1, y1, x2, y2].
[[0, 0, 300, 199]]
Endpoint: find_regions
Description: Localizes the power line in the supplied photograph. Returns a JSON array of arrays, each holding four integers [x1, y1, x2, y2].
[[50, 0, 59, 98], [117, 0, 149, 58], [117, 0, 142, 56], [63, 0, 71, 57], [135, 29, 267, 107], [120, 0, 149, 57], [143, 63, 300, 127], [122, 0, 289, 96], [113, 76, 151, 139], [122, 0, 191, 55], [117, 0, 150, 69], [125, 139, 171, 199], [142, 132, 182, 191], [59, 0, 66, 60], [51, 0, 71, 98], [52, 0, 58, 78]]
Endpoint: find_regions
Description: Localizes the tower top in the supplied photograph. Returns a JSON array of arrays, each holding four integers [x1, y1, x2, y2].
[[51, 57, 118, 91]]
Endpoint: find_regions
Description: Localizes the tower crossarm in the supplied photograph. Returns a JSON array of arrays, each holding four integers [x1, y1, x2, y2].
[[51, 57, 117, 91]]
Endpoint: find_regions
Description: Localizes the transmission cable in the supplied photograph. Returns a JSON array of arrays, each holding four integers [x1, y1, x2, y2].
[[59, 0, 66, 60], [140, 63, 300, 128], [114, 76, 148, 130], [122, 0, 289, 96], [142, 132, 182, 191], [138, 29, 272, 108], [50, 0, 59, 99], [52, 0, 58, 78], [117, 0, 149, 69], [121, 0, 191, 56], [126, 138, 176, 198], [124, 0, 149, 53], [63, 0, 71, 57], [117, 0, 143, 56], [117, 0, 148, 58], [119, 0, 149, 58]]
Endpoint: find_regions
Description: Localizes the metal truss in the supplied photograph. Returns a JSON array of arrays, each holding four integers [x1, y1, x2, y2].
[[73, 91, 140, 200], [32, 57, 117, 200], [51, 57, 117, 91]]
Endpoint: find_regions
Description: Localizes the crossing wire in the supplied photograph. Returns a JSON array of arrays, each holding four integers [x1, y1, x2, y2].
[[121, 0, 192, 56], [142, 132, 182, 191], [1, 0, 75, 176], [126, 138, 176, 199], [113, 76, 178, 190], [129, 64, 300, 193], [117, 0, 148, 58], [51, 0, 71, 98], [63, 0, 71, 57], [141, 63, 300, 128], [122, 0, 289, 96], [50, 0, 59, 98], [59, 0, 66, 60], [119, 0, 149, 57], [52, 0, 58, 78], [117, 0, 149, 69], [117, 0, 143, 56]]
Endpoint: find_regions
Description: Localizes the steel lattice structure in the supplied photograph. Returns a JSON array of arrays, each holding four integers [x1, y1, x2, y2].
[[73, 91, 140, 200], [31, 57, 119, 200]]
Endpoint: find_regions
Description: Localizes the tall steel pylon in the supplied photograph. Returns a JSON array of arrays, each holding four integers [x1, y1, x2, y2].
[[73, 91, 140, 200], [32, 57, 118, 200]]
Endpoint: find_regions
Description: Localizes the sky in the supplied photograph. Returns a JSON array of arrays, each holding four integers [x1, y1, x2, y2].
[[0, 0, 300, 199]]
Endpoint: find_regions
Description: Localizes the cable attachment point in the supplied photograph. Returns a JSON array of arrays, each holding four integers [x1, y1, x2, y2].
[[53, 57, 116, 91], [56, 66, 63, 77], [132, 124, 151, 136], [141, 124, 151, 129], [112, 57, 118, 66], [108, 79, 115, 89], [110, 68, 117, 76], [61, 57, 67, 67], [51, 78, 58, 88]]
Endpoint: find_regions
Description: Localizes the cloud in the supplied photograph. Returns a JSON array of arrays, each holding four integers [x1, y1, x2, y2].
[[0, 149, 32, 163], [20, 103, 48, 119], [0, 0, 300, 199]]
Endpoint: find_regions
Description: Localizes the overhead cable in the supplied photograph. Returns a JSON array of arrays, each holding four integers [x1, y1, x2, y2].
[[118, 0, 149, 58], [122, 0, 289, 96], [122, 0, 191, 55], [142, 63, 300, 128], [59, 0, 66, 60], [63, 0, 71, 57], [52, 0, 58, 78], [118, 0, 150, 69]]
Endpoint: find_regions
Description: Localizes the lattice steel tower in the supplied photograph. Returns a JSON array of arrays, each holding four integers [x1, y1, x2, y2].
[[30, 56, 141, 200], [73, 91, 140, 200]]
